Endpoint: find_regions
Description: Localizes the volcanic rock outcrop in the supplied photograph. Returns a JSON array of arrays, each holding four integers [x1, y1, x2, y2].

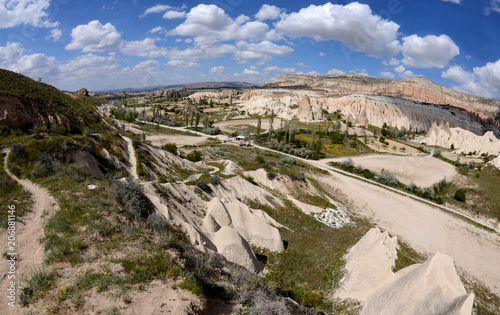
[[337, 228, 474, 315], [419, 121, 500, 155]]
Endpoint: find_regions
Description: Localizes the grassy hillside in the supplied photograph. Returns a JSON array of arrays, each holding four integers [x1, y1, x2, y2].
[[0, 69, 102, 133]]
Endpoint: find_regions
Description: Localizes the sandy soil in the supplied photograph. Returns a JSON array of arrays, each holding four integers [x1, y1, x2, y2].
[[442, 151, 484, 164], [324, 154, 457, 187], [365, 138, 424, 155], [0, 149, 59, 315], [147, 134, 209, 147], [310, 167, 500, 297]]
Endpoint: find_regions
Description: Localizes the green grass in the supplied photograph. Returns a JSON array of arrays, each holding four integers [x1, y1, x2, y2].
[[19, 267, 57, 307], [468, 167, 500, 221], [248, 199, 371, 310], [0, 153, 33, 228]]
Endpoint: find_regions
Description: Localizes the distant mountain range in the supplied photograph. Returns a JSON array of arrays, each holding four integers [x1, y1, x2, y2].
[[103, 81, 258, 93]]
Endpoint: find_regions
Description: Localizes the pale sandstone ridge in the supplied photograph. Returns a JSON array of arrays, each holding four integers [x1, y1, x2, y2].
[[337, 228, 474, 315], [188, 89, 239, 103], [238, 90, 482, 132], [419, 121, 500, 155], [266, 74, 500, 119]]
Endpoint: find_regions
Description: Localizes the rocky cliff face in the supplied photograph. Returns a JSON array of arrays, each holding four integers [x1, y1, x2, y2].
[[238, 89, 482, 132], [418, 121, 500, 155], [266, 74, 500, 120]]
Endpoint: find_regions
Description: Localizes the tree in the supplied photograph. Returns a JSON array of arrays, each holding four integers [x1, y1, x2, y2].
[[454, 188, 466, 202], [256, 117, 262, 138], [195, 112, 200, 128], [268, 114, 275, 140]]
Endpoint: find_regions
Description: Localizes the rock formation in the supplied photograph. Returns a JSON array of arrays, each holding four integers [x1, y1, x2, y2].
[[266, 74, 500, 120], [238, 89, 482, 131], [143, 174, 285, 273], [337, 228, 474, 315], [419, 121, 500, 155], [75, 88, 89, 96]]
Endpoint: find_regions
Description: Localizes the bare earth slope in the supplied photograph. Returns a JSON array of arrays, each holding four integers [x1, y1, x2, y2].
[[0, 149, 59, 315], [265, 74, 500, 119]]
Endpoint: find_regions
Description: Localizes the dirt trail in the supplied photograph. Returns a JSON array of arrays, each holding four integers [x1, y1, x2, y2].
[[0, 149, 59, 314], [123, 137, 139, 180]]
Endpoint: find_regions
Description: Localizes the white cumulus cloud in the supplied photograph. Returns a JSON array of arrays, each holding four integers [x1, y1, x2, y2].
[[163, 11, 186, 19], [441, 65, 476, 84], [401, 34, 459, 68], [243, 69, 259, 75], [120, 38, 168, 58], [275, 2, 401, 57], [255, 4, 282, 21], [47, 29, 62, 42], [441, 0, 461, 4], [172, 4, 279, 45], [210, 66, 226, 74], [0, 0, 58, 29], [65, 20, 122, 52]]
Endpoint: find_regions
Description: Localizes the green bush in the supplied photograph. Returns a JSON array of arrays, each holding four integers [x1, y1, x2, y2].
[[196, 179, 212, 192], [161, 143, 178, 155], [454, 188, 466, 202], [111, 179, 154, 219], [186, 150, 202, 162], [32, 152, 60, 178], [210, 175, 221, 185]]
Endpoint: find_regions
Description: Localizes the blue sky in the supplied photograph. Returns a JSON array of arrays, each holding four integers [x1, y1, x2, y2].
[[0, 0, 499, 98]]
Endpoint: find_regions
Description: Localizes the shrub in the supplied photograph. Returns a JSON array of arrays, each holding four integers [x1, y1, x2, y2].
[[267, 171, 277, 180], [454, 188, 466, 202], [32, 152, 60, 178], [405, 181, 416, 192], [209, 175, 221, 185], [378, 170, 398, 187], [255, 155, 265, 164], [111, 178, 154, 219], [186, 150, 202, 162], [196, 179, 212, 192], [202, 126, 221, 135], [280, 156, 298, 165], [340, 157, 354, 169], [148, 213, 168, 231], [433, 149, 442, 157], [362, 169, 375, 179], [10, 143, 28, 164], [161, 143, 178, 155]]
